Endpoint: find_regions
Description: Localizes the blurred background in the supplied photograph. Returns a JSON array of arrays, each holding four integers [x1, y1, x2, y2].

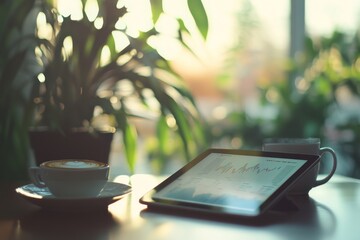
[[3, 0, 360, 179], [127, 0, 360, 178]]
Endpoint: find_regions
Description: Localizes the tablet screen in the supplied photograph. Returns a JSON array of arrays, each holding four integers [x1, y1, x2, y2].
[[141, 149, 319, 217]]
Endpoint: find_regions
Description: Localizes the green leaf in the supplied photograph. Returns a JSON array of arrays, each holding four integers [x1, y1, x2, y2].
[[187, 0, 208, 39], [157, 115, 168, 154], [165, 97, 191, 159], [177, 18, 190, 35], [107, 33, 117, 59], [113, 102, 137, 174], [96, 97, 139, 173], [123, 122, 137, 173], [150, 0, 163, 24], [177, 19, 203, 60]]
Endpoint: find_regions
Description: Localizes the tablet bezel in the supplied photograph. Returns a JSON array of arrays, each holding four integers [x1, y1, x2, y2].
[[140, 148, 320, 218]]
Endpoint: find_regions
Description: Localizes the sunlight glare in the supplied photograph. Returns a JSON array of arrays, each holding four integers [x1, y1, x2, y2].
[[123, 0, 153, 32], [212, 106, 228, 120], [37, 73, 45, 83], [36, 12, 53, 40], [148, 35, 182, 60], [115, 18, 126, 30], [34, 47, 43, 66], [112, 31, 130, 52], [94, 17, 104, 29], [36, 12, 46, 26], [166, 115, 176, 128], [85, 0, 99, 22], [57, 0, 83, 20], [100, 46, 111, 66], [155, 14, 178, 37], [110, 96, 119, 104], [63, 36, 73, 57], [163, 0, 188, 18]]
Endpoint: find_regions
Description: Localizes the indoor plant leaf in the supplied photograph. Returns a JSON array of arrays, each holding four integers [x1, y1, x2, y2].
[[29, 0, 208, 172], [187, 0, 208, 39], [150, 0, 163, 24]]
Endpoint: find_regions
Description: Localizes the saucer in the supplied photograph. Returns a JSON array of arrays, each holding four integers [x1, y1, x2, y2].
[[16, 182, 132, 211]]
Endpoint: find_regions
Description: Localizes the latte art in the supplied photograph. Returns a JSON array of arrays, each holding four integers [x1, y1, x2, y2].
[[43, 160, 105, 169], [31, 159, 110, 197]]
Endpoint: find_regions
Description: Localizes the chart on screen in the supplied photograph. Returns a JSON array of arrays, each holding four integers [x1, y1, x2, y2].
[[153, 153, 306, 210]]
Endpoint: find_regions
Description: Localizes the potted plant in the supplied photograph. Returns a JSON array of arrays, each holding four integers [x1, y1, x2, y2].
[[0, 0, 51, 180], [29, 0, 209, 173]]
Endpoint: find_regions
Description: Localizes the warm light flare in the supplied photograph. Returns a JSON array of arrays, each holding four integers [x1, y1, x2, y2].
[[57, 0, 83, 20], [37, 73, 45, 83], [85, 0, 99, 21]]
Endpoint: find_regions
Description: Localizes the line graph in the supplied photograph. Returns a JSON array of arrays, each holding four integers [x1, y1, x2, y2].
[[215, 162, 282, 175], [153, 153, 306, 212]]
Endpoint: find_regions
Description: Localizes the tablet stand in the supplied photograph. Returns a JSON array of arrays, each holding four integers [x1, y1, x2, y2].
[[269, 196, 299, 213]]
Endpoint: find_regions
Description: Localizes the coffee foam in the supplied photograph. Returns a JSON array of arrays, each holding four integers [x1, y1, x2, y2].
[[43, 160, 105, 169]]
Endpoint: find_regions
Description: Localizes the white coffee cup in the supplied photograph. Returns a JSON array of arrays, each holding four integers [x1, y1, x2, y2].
[[262, 138, 337, 194], [29, 159, 109, 198]]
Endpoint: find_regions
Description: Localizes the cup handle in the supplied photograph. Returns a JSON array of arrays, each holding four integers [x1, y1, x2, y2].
[[29, 167, 46, 188], [314, 147, 337, 186]]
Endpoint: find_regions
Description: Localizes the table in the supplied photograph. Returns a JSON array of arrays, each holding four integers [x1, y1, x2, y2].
[[0, 174, 359, 240]]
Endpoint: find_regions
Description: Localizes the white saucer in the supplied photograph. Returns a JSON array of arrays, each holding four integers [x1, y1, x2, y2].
[[16, 182, 132, 211]]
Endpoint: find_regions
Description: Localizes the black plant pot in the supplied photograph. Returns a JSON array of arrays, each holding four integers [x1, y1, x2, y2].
[[29, 128, 114, 166]]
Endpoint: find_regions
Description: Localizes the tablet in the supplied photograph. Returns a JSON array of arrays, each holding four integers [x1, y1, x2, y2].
[[140, 148, 320, 217]]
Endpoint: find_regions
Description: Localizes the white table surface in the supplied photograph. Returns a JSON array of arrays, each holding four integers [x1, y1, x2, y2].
[[1, 174, 359, 240], [108, 174, 360, 240]]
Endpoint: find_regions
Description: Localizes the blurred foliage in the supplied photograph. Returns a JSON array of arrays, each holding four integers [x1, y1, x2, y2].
[[0, 0, 210, 178], [210, 29, 360, 178], [0, 0, 52, 180], [30, 0, 209, 173]]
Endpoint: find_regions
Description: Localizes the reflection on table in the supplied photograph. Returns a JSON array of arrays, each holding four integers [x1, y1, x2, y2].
[[0, 174, 359, 240]]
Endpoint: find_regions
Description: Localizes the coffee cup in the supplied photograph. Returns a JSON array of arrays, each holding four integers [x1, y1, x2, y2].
[[29, 159, 109, 198], [262, 138, 337, 194]]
